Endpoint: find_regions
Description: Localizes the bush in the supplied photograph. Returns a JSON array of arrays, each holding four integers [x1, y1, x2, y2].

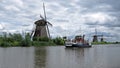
[[0, 42, 11, 47], [20, 34, 31, 47], [0, 33, 32, 47], [0, 33, 62, 47], [53, 37, 65, 45], [11, 41, 20, 46], [33, 37, 50, 41]]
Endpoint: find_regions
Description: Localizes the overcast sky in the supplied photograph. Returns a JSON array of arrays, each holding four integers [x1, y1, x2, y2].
[[0, 0, 120, 41]]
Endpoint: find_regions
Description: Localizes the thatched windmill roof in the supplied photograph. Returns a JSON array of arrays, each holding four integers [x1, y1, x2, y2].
[[34, 19, 47, 26]]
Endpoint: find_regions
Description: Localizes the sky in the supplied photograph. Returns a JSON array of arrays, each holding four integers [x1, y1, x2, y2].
[[0, 0, 120, 41]]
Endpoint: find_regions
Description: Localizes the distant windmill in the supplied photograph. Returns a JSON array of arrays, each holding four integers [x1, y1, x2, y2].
[[92, 28, 98, 42], [31, 3, 52, 40], [92, 28, 104, 42]]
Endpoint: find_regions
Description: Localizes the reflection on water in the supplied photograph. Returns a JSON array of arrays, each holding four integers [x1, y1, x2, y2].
[[0, 44, 120, 68], [46, 47, 92, 68], [34, 47, 46, 68]]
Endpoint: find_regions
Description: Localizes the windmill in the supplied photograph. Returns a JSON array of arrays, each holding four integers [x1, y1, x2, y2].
[[92, 28, 104, 42], [31, 3, 52, 40], [92, 28, 98, 42]]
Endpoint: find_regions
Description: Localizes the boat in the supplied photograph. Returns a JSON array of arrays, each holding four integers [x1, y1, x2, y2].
[[65, 35, 92, 48], [72, 43, 91, 47], [65, 39, 73, 47]]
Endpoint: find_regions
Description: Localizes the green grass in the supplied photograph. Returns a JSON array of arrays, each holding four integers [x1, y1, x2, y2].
[[91, 41, 120, 45], [0, 33, 65, 47], [31, 41, 56, 46]]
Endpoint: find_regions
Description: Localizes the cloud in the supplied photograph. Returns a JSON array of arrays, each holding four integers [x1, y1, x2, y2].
[[5, 5, 20, 11], [84, 12, 116, 26], [0, 0, 120, 41]]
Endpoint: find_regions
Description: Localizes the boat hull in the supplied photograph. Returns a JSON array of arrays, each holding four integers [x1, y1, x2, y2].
[[72, 44, 92, 47], [65, 43, 92, 48]]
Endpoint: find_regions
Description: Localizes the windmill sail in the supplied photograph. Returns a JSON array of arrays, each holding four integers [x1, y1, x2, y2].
[[43, 3, 47, 20], [31, 24, 36, 39], [43, 3, 51, 38]]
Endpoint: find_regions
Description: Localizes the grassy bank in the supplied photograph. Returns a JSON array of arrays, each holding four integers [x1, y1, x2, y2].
[[91, 41, 120, 45], [0, 33, 65, 47]]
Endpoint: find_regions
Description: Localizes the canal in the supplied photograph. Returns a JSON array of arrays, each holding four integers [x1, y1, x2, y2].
[[0, 44, 120, 68]]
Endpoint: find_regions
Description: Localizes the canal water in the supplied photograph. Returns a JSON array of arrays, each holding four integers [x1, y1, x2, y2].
[[0, 44, 120, 68]]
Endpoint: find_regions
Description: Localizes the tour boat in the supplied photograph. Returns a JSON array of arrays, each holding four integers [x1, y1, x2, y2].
[[65, 35, 92, 48]]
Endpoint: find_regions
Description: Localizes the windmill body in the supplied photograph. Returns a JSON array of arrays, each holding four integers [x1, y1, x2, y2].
[[33, 19, 48, 38], [92, 35, 98, 42]]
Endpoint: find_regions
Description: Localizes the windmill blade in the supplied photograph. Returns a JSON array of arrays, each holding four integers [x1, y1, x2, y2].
[[31, 24, 36, 38], [43, 2, 52, 38], [40, 14, 45, 20], [31, 29, 34, 37], [46, 24, 50, 38], [47, 21, 52, 26], [43, 2, 47, 20], [43, 3, 52, 26], [95, 28, 97, 35]]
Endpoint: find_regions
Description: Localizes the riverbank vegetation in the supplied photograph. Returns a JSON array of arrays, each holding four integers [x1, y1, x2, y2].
[[91, 41, 120, 45], [0, 33, 65, 47]]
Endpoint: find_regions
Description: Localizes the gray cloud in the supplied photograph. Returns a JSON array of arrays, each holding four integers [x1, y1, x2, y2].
[[0, 0, 120, 41]]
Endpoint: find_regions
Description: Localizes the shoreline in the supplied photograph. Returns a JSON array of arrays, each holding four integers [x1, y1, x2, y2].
[[91, 42, 120, 45]]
